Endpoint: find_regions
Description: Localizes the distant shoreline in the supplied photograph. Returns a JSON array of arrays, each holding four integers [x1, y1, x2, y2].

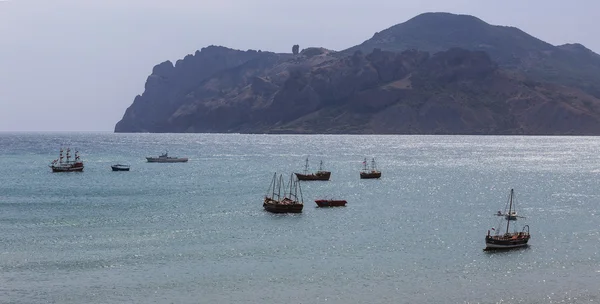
[[1, 131, 598, 137]]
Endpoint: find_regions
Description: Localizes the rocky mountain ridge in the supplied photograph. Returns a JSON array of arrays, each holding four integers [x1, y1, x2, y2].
[[115, 13, 600, 134]]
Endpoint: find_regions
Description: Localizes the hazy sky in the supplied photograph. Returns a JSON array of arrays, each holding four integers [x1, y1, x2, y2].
[[1, 0, 598, 132]]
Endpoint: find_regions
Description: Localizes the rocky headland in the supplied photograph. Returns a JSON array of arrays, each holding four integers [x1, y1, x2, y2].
[[115, 13, 600, 135]]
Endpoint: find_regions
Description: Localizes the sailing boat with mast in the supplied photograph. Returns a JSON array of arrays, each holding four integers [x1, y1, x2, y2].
[[485, 189, 530, 251], [49, 147, 84, 172], [294, 157, 331, 181], [360, 157, 381, 179], [263, 173, 304, 213]]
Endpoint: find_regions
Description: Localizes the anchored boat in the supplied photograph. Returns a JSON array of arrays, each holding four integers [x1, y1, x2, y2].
[[295, 157, 331, 181], [111, 164, 130, 171], [360, 158, 381, 179], [146, 152, 188, 163], [485, 189, 531, 251], [49, 148, 84, 172], [263, 173, 304, 213], [314, 199, 347, 207]]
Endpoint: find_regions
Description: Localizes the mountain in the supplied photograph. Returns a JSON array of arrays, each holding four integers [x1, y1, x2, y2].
[[114, 46, 286, 132], [345, 12, 600, 98], [115, 13, 600, 135]]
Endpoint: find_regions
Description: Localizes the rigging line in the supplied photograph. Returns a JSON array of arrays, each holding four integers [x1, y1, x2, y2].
[[504, 190, 510, 213], [297, 175, 303, 204], [494, 213, 504, 235], [265, 172, 275, 197], [513, 190, 518, 215]]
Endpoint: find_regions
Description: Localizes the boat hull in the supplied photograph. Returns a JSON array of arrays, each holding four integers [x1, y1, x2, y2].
[[111, 166, 130, 171], [295, 171, 331, 181], [484, 235, 530, 250], [315, 199, 347, 207], [360, 171, 381, 179], [49, 148, 84, 172], [51, 167, 84, 172], [51, 164, 84, 172], [263, 198, 303, 213], [146, 157, 188, 163]]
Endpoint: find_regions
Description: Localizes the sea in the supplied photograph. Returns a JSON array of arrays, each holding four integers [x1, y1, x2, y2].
[[1, 132, 599, 304]]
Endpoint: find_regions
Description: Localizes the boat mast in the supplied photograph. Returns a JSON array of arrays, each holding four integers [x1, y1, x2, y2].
[[363, 158, 367, 171], [319, 160, 323, 171], [59, 148, 64, 164], [371, 158, 376, 171], [270, 173, 276, 199], [291, 174, 296, 200], [304, 157, 309, 174], [297, 175, 303, 204], [506, 189, 513, 234], [277, 174, 283, 200], [289, 173, 293, 199]]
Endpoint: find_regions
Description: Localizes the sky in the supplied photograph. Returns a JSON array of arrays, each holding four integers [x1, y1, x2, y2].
[[0, 0, 599, 132]]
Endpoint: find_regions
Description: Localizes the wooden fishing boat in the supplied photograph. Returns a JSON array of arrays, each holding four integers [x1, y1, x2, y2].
[[49, 148, 84, 172], [360, 158, 381, 179], [314, 199, 347, 207], [485, 189, 531, 251], [295, 157, 331, 181], [263, 173, 304, 213]]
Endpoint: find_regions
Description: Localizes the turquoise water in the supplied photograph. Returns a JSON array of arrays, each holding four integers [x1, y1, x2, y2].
[[1, 133, 599, 303]]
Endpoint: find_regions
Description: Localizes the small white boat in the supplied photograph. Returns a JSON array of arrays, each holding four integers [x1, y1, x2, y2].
[[505, 210, 518, 220], [146, 152, 188, 163], [496, 210, 520, 220]]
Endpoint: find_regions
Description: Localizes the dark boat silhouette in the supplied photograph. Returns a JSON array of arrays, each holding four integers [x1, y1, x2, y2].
[[111, 164, 130, 171], [263, 173, 304, 213], [295, 157, 331, 181], [360, 158, 381, 179], [315, 199, 347, 207]]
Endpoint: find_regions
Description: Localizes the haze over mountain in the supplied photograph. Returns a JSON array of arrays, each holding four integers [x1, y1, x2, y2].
[[2, 0, 600, 132], [346, 12, 600, 97], [115, 13, 600, 135]]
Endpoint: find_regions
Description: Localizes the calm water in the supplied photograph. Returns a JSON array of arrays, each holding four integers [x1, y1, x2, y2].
[[1, 133, 599, 303]]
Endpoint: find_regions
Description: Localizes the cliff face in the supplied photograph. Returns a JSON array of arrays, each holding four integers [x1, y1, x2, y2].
[[115, 46, 600, 134], [115, 13, 600, 134], [114, 46, 291, 132]]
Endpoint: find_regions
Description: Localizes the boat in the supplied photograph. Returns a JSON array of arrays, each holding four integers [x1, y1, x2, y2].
[[49, 148, 84, 172], [495, 210, 524, 221], [360, 158, 381, 179], [485, 189, 531, 251], [263, 173, 304, 213], [111, 164, 130, 171], [504, 210, 518, 220], [315, 199, 347, 207], [294, 157, 331, 181], [146, 151, 188, 163]]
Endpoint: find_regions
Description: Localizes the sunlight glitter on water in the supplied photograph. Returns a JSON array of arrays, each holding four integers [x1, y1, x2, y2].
[[1, 133, 600, 303]]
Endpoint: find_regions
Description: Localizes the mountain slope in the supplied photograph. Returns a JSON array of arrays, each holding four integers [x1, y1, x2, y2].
[[345, 12, 600, 98], [116, 46, 600, 134], [115, 13, 600, 135]]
